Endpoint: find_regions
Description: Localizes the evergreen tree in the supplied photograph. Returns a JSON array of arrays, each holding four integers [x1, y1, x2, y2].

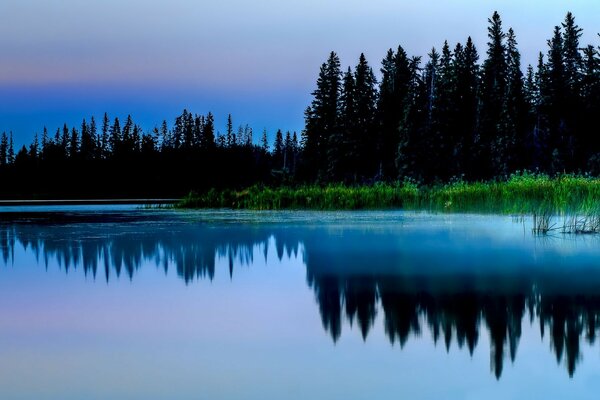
[[29, 133, 39, 159], [101, 113, 110, 158], [533, 52, 550, 170], [581, 45, 600, 169], [110, 118, 121, 155], [303, 52, 342, 180], [330, 67, 355, 181], [226, 114, 233, 148], [396, 56, 427, 180], [431, 41, 456, 180], [89, 116, 98, 158], [261, 129, 269, 153], [70, 127, 79, 158], [499, 28, 528, 174], [353, 53, 378, 178], [378, 46, 413, 179], [61, 124, 69, 156], [41, 127, 49, 153], [273, 129, 284, 169], [8, 133, 15, 165], [523, 64, 539, 169], [160, 120, 170, 150], [561, 12, 583, 169], [477, 12, 509, 177], [544, 25, 567, 173], [0, 132, 8, 167], [291, 131, 299, 173], [80, 119, 94, 160], [453, 37, 479, 176], [202, 112, 216, 150]]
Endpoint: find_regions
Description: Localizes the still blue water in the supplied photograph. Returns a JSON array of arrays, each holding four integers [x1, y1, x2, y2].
[[1, 208, 600, 399]]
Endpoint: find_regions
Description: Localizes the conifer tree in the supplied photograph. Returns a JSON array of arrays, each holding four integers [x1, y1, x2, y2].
[[304, 52, 342, 180], [101, 113, 110, 158], [80, 119, 93, 160], [499, 28, 527, 174], [8, 133, 15, 165], [479, 11, 508, 178], [581, 45, 600, 165], [273, 129, 284, 169], [0, 132, 8, 167], [545, 25, 567, 173], [561, 12, 583, 169], [202, 112, 216, 150], [261, 129, 269, 153], [431, 41, 455, 179], [453, 37, 479, 176], [89, 116, 98, 158], [353, 53, 378, 178], [29, 133, 39, 159], [70, 127, 79, 158], [61, 124, 69, 156], [330, 67, 355, 181], [226, 114, 233, 148], [379, 46, 415, 179], [396, 55, 427, 180], [110, 118, 121, 155], [41, 127, 49, 151]]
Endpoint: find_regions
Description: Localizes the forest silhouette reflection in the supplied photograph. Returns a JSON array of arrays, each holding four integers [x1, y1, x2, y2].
[[1, 211, 600, 379]]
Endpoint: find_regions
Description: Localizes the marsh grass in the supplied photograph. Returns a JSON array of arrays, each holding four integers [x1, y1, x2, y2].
[[178, 172, 600, 215]]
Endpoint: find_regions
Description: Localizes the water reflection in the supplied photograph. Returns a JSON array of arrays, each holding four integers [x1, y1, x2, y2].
[[2, 211, 600, 379]]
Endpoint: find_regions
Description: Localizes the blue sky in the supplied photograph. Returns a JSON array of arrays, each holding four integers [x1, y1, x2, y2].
[[2, 0, 600, 146]]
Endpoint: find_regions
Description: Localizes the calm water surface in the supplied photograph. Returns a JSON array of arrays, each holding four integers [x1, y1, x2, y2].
[[1, 207, 600, 399]]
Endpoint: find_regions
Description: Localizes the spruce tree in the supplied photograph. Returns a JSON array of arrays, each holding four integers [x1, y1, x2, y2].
[[378, 46, 413, 179], [331, 67, 355, 181], [545, 26, 567, 173], [70, 127, 79, 158], [29, 133, 39, 159], [80, 119, 94, 160], [396, 55, 427, 180], [202, 112, 216, 150], [273, 129, 284, 169], [0, 132, 7, 167], [581, 45, 600, 168], [303, 52, 342, 180], [101, 113, 110, 158], [41, 127, 49, 153], [8, 133, 15, 165], [499, 28, 528, 174], [261, 129, 269, 153], [453, 37, 479, 176], [353, 53, 378, 178], [561, 12, 583, 169], [226, 114, 233, 148], [110, 118, 121, 155], [432, 41, 456, 180], [61, 124, 69, 157], [479, 11, 508, 178]]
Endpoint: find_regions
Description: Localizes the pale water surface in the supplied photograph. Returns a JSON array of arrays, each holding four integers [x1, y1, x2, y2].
[[1, 207, 600, 399]]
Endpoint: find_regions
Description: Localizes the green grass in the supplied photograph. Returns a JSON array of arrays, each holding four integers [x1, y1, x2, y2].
[[177, 172, 600, 214]]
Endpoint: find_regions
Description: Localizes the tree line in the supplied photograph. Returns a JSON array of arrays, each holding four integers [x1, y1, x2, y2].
[[0, 111, 300, 198], [302, 11, 600, 182], [2, 11, 600, 197]]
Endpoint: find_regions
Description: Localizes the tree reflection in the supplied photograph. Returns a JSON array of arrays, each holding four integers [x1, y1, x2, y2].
[[1, 213, 600, 378]]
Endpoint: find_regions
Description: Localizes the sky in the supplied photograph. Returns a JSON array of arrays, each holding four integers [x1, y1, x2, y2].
[[2, 0, 600, 146]]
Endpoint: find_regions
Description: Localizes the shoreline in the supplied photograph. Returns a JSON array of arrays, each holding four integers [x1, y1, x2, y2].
[[0, 199, 178, 206]]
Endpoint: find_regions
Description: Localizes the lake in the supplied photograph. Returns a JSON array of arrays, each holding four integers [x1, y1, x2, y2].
[[1, 207, 600, 399]]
